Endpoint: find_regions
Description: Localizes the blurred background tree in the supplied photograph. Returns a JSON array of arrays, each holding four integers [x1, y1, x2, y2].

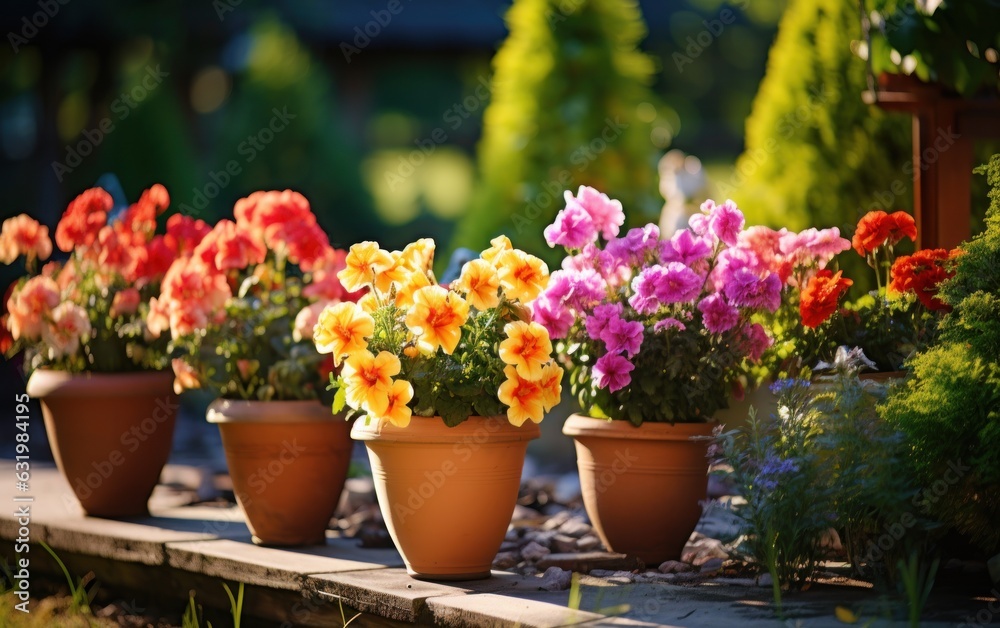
[[452, 0, 664, 263]]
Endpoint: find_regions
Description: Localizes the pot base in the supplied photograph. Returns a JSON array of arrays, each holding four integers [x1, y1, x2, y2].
[[251, 534, 326, 548], [407, 569, 491, 581]]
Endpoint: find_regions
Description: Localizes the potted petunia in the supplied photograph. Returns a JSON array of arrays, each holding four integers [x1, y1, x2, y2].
[[313, 236, 562, 580], [534, 188, 780, 564], [153, 190, 357, 546], [3, 185, 181, 517]]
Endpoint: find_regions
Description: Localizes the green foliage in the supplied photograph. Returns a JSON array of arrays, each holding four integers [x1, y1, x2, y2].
[[221, 581, 244, 628], [453, 0, 662, 263], [881, 154, 1000, 554], [728, 0, 911, 290], [40, 541, 95, 617], [867, 0, 1000, 97]]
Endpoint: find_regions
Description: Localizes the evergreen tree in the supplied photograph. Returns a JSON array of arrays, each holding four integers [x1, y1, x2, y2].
[[453, 0, 664, 263], [726, 0, 912, 236]]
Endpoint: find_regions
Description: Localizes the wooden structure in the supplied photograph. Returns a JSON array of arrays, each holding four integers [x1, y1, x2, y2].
[[865, 73, 1000, 249]]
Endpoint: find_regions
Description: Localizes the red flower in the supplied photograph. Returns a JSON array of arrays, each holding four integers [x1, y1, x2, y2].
[[55, 188, 112, 252], [233, 189, 317, 252], [193, 220, 267, 272], [0, 214, 52, 264], [128, 235, 176, 285], [800, 269, 853, 328], [121, 183, 170, 237], [889, 248, 959, 311], [852, 210, 917, 256], [275, 221, 330, 271], [164, 214, 211, 257]]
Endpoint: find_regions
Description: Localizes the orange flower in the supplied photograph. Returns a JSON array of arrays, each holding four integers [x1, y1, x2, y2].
[[120, 183, 170, 236], [537, 362, 564, 412], [42, 302, 91, 359], [55, 188, 112, 252], [7, 276, 59, 341], [339, 241, 394, 293], [499, 321, 553, 380], [171, 358, 201, 395], [498, 365, 546, 426], [374, 251, 409, 294], [234, 189, 317, 252], [889, 248, 958, 311], [194, 220, 267, 272], [0, 214, 52, 264], [378, 378, 414, 427], [313, 302, 375, 365], [342, 350, 400, 415], [397, 238, 435, 273], [357, 291, 379, 314], [496, 249, 549, 303], [455, 259, 500, 310], [800, 269, 853, 328], [852, 210, 917, 256], [405, 285, 469, 354], [481, 235, 512, 266], [110, 288, 141, 318]]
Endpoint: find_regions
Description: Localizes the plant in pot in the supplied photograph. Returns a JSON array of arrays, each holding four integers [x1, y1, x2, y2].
[[313, 236, 561, 580], [533, 188, 781, 565], [3, 184, 180, 517], [154, 189, 357, 546]]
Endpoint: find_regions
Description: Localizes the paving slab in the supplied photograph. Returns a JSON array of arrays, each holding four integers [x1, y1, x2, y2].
[[426, 593, 607, 628], [166, 535, 404, 590], [309, 567, 472, 622]]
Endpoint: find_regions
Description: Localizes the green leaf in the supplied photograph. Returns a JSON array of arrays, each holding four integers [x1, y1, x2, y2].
[[331, 385, 347, 415]]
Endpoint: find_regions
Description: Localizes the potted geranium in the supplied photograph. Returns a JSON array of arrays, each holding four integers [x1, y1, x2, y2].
[[3, 184, 180, 517], [313, 236, 561, 580], [533, 188, 780, 564], [153, 190, 356, 546]]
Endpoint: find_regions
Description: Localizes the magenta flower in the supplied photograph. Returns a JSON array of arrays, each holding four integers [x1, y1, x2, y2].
[[654, 318, 686, 332], [803, 227, 851, 265], [568, 186, 625, 240], [555, 268, 606, 311], [698, 294, 739, 334], [739, 322, 772, 361], [561, 243, 600, 272], [628, 266, 662, 314], [653, 262, 703, 304], [544, 201, 598, 249], [593, 353, 634, 392], [601, 316, 643, 358], [662, 229, 714, 266], [531, 295, 574, 340], [723, 268, 781, 312], [606, 224, 660, 268], [585, 302, 624, 338], [708, 199, 745, 247], [688, 212, 710, 236]]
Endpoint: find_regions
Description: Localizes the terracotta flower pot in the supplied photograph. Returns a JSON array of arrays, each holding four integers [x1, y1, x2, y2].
[[352, 415, 540, 580], [26, 369, 179, 518], [207, 399, 352, 546], [563, 415, 715, 565]]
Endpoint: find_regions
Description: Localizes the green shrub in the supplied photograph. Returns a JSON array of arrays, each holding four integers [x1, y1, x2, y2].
[[881, 154, 1000, 554], [452, 0, 663, 263]]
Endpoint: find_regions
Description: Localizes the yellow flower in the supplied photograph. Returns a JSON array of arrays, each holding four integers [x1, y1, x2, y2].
[[498, 365, 546, 427], [405, 285, 469, 354], [313, 302, 374, 365], [481, 235, 512, 266], [357, 291, 379, 314], [373, 251, 409, 294], [537, 363, 564, 412], [398, 238, 435, 272], [338, 241, 393, 293], [395, 269, 432, 308], [499, 321, 553, 380], [455, 258, 500, 310], [378, 379, 414, 428], [342, 350, 400, 415], [496, 249, 549, 303]]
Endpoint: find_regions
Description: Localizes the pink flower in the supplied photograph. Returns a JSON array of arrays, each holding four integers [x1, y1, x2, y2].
[[723, 268, 781, 312], [654, 318, 686, 332], [531, 295, 574, 340], [567, 186, 625, 240], [561, 243, 599, 272], [593, 353, 634, 393], [171, 358, 201, 394], [293, 300, 332, 342], [584, 303, 624, 338], [110, 288, 141, 318], [600, 316, 643, 358], [628, 267, 661, 314], [698, 294, 739, 334], [305, 249, 353, 302], [631, 263, 702, 312], [7, 276, 60, 341], [606, 225, 660, 268], [708, 199, 744, 247], [662, 229, 713, 266], [0, 214, 52, 264], [739, 322, 772, 362], [803, 227, 851, 265], [689, 209, 710, 236], [544, 201, 598, 249], [42, 302, 91, 359]]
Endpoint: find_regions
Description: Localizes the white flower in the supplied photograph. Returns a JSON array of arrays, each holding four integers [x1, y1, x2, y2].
[[43, 302, 91, 360]]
